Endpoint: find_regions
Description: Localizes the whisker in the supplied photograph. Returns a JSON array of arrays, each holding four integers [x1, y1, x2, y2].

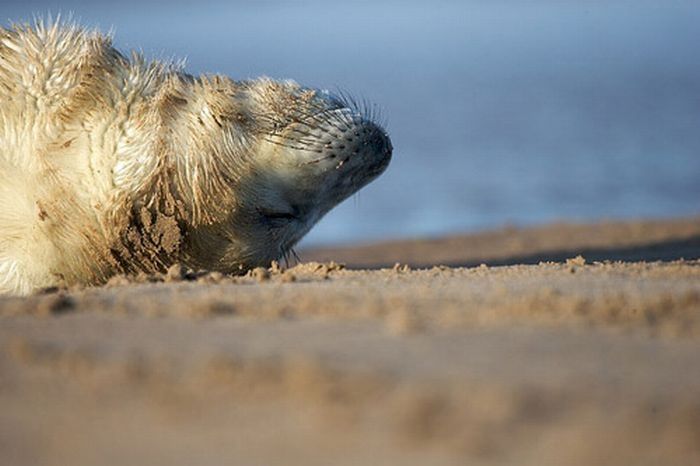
[[263, 136, 317, 152]]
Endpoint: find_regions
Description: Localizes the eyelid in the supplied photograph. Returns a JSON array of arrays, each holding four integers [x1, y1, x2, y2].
[[257, 207, 298, 221], [267, 212, 296, 220]]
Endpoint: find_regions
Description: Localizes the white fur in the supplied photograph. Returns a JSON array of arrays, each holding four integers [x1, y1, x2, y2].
[[0, 22, 166, 293], [0, 21, 391, 295]]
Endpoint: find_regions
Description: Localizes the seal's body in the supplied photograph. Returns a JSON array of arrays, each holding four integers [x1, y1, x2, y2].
[[0, 22, 391, 294]]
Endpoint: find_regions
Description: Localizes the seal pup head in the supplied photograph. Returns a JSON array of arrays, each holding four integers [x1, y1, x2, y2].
[[188, 78, 392, 269]]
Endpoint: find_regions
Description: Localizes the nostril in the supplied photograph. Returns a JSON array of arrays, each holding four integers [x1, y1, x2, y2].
[[368, 127, 392, 158], [335, 122, 391, 162], [383, 137, 393, 156]]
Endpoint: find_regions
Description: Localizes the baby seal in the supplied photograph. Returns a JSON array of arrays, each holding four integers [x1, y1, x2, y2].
[[0, 21, 392, 295]]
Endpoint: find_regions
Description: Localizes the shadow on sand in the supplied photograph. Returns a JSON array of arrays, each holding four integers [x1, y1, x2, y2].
[[448, 234, 700, 269]]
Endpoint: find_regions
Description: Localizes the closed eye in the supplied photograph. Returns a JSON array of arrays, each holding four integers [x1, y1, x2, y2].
[[257, 207, 299, 221]]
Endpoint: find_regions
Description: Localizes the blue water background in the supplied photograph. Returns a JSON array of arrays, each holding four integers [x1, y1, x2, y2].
[[5, 1, 700, 246]]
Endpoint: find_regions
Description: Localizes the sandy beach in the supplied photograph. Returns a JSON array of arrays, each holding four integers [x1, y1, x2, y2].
[[1, 217, 699, 466]]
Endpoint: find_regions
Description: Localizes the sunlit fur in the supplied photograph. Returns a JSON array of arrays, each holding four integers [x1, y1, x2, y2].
[[0, 21, 392, 294]]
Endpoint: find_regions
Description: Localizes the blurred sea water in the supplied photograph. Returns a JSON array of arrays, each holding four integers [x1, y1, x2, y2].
[[4, 0, 700, 246]]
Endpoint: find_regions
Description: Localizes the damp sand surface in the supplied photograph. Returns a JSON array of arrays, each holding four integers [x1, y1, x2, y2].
[[2, 218, 700, 466]]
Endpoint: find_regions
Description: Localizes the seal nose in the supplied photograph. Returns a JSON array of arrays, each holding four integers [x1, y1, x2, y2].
[[365, 123, 393, 160], [374, 129, 393, 158]]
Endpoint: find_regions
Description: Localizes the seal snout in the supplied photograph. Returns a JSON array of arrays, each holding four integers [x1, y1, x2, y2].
[[337, 121, 391, 161], [366, 123, 393, 159], [353, 121, 392, 174]]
